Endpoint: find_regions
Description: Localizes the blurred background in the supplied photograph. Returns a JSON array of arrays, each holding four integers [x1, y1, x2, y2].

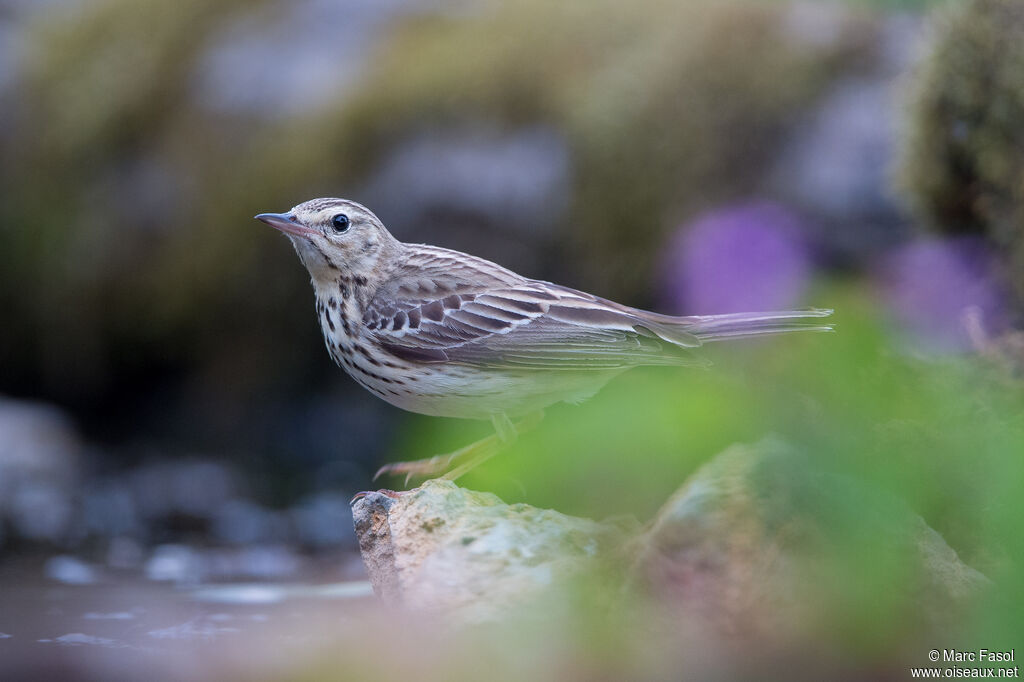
[[1, 0, 1023, 678]]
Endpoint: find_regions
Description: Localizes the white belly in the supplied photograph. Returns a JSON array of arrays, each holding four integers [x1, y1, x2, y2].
[[361, 363, 625, 420]]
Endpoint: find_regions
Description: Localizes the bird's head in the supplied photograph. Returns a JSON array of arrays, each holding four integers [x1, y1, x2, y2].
[[255, 198, 400, 286]]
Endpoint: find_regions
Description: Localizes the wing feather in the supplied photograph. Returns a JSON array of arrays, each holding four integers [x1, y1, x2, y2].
[[363, 249, 703, 369]]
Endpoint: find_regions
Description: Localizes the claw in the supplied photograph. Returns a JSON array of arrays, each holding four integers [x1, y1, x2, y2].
[[374, 454, 450, 482]]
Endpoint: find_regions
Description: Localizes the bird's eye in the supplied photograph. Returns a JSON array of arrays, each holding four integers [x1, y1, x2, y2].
[[331, 214, 350, 233]]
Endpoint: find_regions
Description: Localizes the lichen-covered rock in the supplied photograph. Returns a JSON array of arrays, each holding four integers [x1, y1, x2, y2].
[[351, 481, 636, 621]]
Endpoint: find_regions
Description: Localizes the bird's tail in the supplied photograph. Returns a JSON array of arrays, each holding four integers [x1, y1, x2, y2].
[[680, 308, 834, 343]]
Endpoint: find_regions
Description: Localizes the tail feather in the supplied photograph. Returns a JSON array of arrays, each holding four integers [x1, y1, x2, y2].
[[681, 308, 834, 343]]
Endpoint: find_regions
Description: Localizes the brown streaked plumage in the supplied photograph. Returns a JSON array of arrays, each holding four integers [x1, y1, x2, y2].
[[256, 198, 832, 481]]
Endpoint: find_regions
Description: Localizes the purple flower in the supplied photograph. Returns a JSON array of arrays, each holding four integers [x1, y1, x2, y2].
[[660, 202, 812, 315], [880, 237, 1004, 352]]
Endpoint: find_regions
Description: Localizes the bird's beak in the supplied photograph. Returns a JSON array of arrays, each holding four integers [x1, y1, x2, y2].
[[254, 212, 319, 239]]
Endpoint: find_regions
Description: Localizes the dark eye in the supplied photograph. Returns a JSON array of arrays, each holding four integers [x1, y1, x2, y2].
[[331, 214, 350, 233]]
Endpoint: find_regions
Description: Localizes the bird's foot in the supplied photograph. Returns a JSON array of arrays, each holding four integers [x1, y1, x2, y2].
[[373, 432, 501, 486], [373, 456, 453, 486], [373, 411, 544, 486]]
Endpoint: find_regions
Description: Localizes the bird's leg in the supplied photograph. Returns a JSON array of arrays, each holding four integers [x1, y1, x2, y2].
[[373, 411, 544, 485], [491, 412, 518, 445], [373, 431, 501, 485], [441, 411, 543, 482]]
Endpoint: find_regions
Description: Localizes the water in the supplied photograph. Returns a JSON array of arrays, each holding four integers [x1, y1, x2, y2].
[[0, 553, 376, 680]]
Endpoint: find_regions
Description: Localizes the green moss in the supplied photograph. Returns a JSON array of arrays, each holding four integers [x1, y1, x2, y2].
[[897, 0, 1024, 312]]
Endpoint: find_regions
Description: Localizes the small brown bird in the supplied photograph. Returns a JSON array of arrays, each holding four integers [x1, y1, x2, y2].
[[256, 198, 831, 481]]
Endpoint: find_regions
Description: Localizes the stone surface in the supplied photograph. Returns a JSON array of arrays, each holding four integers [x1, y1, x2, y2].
[[352, 481, 635, 621], [354, 441, 988, 633]]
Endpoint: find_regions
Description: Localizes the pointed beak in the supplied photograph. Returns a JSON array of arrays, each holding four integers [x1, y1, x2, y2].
[[254, 212, 319, 238]]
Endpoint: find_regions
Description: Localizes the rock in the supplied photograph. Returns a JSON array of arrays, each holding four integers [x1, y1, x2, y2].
[[44, 555, 99, 585], [354, 441, 988, 636], [630, 440, 990, 641], [0, 396, 82, 544], [145, 544, 205, 584], [352, 481, 636, 620]]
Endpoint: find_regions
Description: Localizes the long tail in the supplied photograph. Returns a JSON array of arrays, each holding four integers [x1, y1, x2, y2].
[[632, 307, 833, 346], [681, 308, 833, 343]]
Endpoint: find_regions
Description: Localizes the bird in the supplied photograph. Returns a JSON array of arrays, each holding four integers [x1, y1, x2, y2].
[[256, 198, 832, 482]]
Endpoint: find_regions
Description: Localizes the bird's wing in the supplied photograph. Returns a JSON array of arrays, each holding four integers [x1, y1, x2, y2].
[[363, 254, 704, 369]]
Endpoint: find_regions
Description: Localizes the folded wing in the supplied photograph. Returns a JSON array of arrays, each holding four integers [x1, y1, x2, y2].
[[363, 263, 704, 370], [363, 246, 831, 370]]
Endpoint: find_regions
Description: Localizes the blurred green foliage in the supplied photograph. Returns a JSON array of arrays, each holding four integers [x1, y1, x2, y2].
[[898, 0, 1024, 315]]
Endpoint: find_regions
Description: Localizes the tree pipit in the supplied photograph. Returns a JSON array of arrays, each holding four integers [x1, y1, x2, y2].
[[256, 199, 831, 484]]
